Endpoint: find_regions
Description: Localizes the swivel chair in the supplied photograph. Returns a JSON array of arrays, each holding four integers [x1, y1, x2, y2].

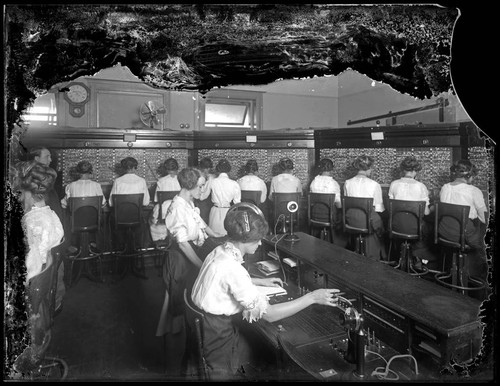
[[12, 241, 68, 380], [342, 196, 373, 257], [308, 192, 336, 243], [183, 289, 209, 381], [240, 190, 261, 206], [66, 196, 104, 286], [434, 202, 486, 295], [387, 199, 428, 276], [112, 193, 147, 280], [272, 192, 301, 235]]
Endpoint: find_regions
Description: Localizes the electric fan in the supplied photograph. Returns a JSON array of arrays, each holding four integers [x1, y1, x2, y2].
[[140, 100, 167, 128]]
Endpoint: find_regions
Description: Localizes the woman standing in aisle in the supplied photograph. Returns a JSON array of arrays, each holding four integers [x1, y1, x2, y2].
[[207, 159, 241, 237], [156, 167, 222, 375]]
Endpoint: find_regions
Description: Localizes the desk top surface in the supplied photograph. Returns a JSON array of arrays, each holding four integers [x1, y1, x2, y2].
[[262, 232, 482, 334]]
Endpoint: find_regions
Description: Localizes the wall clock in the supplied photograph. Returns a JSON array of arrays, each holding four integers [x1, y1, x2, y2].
[[63, 82, 90, 117]]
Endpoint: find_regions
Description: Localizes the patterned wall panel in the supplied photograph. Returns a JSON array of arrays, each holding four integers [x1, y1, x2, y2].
[[197, 148, 311, 189], [468, 146, 495, 193], [56, 148, 189, 187], [319, 147, 453, 199]]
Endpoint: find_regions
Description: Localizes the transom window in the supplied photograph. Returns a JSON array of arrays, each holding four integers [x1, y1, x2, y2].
[[202, 89, 263, 130]]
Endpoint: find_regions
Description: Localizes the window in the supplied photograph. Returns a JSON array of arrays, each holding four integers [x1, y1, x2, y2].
[[201, 89, 263, 130], [21, 93, 58, 126]]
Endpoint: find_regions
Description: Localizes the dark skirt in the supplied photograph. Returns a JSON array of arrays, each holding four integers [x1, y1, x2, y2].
[[203, 312, 242, 380], [438, 217, 484, 250], [156, 236, 226, 336], [345, 207, 387, 260]]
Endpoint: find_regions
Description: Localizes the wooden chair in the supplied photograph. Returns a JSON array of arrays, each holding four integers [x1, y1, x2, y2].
[[67, 196, 104, 286], [272, 192, 301, 235], [342, 196, 373, 257], [434, 202, 486, 295], [112, 193, 147, 279], [240, 190, 261, 206], [387, 199, 428, 276], [308, 192, 336, 243], [183, 289, 209, 381]]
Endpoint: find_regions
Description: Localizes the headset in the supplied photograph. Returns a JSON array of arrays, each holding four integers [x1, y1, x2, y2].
[[227, 202, 265, 219]]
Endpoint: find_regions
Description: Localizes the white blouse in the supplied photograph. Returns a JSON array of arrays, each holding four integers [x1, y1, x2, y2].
[[389, 177, 430, 213], [439, 183, 487, 222], [165, 195, 208, 246], [344, 175, 385, 212], [269, 173, 302, 200], [61, 179, 106, 209], [191, 242, 269, 322], [209, 173, 241, 208], [237, 174, 268, 204], [154, 174, 181, 201], [200, 173, 215, 201], [109, 173, 150, 207], [310, 175, 342, 207], [23, 205, 64, 281]]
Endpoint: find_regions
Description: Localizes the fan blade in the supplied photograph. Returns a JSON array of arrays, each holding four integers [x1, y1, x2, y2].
[[147, 101, 154, 112], [156, 107, 167, 114]]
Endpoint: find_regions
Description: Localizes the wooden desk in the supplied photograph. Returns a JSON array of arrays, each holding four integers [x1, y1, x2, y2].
[[250, 232, 482, 379]]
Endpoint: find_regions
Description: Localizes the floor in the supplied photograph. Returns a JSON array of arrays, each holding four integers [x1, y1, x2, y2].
[[40, 246, 495, 382]]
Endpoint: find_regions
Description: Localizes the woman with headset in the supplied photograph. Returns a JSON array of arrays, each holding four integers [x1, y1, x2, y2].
[[190, 203, 340, 380]]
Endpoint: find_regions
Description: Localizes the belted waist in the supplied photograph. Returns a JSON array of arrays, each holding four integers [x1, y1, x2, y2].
[[214, 204, 230, 208]]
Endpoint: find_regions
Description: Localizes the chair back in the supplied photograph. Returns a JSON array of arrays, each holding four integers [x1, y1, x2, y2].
[[183, 289, 209, 381], [434, 202, 470, 251], [388, 199, 425, 240], [342, 196, 373, 234], [308, 192, 335, 226], [113, 193, 144, 228], [28, 238, 64, 347], [241, 190, 261, 206], [69, 196, 103, 233], [273, 192, 301, 226], [157, 190, 179, 221]]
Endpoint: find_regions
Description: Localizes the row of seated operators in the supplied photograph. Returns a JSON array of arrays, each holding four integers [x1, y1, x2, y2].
[[16, 147, 487, 292]]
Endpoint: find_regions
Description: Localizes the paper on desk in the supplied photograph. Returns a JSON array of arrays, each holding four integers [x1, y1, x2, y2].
[[256, 285, 287, 297]]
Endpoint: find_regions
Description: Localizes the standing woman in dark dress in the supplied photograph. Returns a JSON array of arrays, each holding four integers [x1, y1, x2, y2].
[[155, 167, 222, 375]]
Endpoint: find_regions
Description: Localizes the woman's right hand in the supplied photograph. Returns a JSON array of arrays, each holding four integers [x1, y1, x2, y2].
[[308, 288, 340, 307]]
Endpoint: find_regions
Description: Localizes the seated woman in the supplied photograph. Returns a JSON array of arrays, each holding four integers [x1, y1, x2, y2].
[[156, 167, 222, 375], [438, 159, 488, 284], [108, 157, 151, 249], [60, 160, 106, 250], [207, 159, 241, 237], [268, 157, 302, 201], [343, 155, 387, 260], [13, 162, 65, 309], [237, 159, 268, 205], [149, 157, 181, 244], [154, 157, 181, 202], [388, 156, 433, 264], [191, 203, 340, 380], [61, 160, 106, 209], [310, 158, 342, 230], [195, 157, 216, 224]]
